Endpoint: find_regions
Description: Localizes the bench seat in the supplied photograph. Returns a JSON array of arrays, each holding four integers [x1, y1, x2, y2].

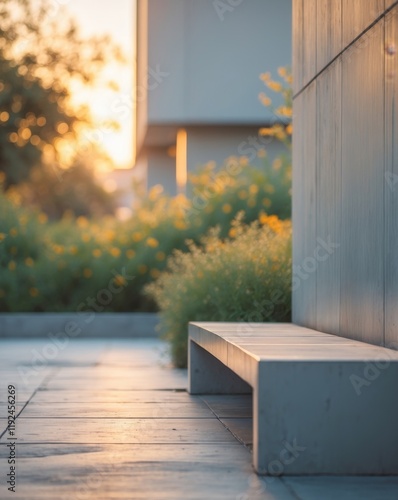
[[188, 322, 398, 475]]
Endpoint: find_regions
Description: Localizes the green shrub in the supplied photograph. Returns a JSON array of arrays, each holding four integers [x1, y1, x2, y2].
[[184, 157, 291, 232], [0, 155, 291, 312], [0, 191, 47, 311], [146, 215, 292, 368]]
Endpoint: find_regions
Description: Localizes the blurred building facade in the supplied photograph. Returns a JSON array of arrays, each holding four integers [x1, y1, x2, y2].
[[134, 0, 292, 195]]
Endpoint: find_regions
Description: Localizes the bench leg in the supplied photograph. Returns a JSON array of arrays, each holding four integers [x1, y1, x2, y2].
[[188, 340, 251, 395], [252, 378, 270, 475]]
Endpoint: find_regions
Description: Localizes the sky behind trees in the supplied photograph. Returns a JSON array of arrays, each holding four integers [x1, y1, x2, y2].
[[65, 0, 135, 169]]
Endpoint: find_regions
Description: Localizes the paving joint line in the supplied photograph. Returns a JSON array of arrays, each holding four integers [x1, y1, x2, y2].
[[199, 396, 253, 452], [280, 477, 304, 500], [0, 367, 60, 440]]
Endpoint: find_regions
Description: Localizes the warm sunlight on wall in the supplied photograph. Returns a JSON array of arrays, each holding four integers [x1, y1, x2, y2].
[[176, 129, 187, 193]]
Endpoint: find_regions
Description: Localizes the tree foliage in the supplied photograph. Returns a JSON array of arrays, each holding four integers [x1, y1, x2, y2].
[[0, 0, 123, 188], [13, 160, 116, 219]]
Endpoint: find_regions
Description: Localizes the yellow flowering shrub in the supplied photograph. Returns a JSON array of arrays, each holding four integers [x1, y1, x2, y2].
[[0, 154, 290, 312], [146, 215, 292, 368], [259, 67, 292, 147]]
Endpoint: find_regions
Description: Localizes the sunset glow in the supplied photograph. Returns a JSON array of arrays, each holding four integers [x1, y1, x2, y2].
[[64, 0, 135, 169]]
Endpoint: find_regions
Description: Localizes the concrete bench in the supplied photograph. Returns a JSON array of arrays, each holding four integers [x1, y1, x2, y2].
[[188, 322, 398, 475]]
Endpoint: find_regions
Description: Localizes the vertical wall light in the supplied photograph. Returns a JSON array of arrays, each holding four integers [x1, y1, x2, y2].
[[176, 128, 187, 194]]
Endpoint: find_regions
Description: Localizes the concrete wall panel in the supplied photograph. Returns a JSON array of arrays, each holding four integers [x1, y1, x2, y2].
[[292, 82, 317, 327], [340, 20, 385, 345], [342, 0, 385, 48], [385, 6, 398, 349], [294, 1, 398, 349], [302, 0, 317, 86], [315, 60, 342, 335], [316, 0, 342, 72]]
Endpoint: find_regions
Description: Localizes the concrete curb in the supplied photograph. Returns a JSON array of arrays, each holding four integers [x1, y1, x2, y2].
[[0, 313, 160, 338]]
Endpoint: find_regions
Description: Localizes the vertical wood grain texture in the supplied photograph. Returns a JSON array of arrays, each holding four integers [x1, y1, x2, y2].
[[340, 20, 385, 345], [292, 82, 317, 327], [342, 0, 385, 48], [293, 0, 304, 94], [302, 0, 317, 87], [384, 6, 398, 349], [385, 0, 398, 9], [316, 0, 342, 72], [315, 60, 342, 335]]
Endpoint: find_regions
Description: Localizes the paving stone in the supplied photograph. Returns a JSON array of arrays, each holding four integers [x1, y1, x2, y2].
[[33, 389, 194, 404], [220, 418, 253, 448], [0, 417, 240, 444], [283, 476, 398, 500], [42, 368, 187, 391], [0, 443, 294, 500], [201, 395, 253, 418], [0, 338, 397, 500], [19, 401, 213, 419]]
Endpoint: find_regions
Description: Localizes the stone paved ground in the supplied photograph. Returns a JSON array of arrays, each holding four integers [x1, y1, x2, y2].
[[0, 339, 397, 500]]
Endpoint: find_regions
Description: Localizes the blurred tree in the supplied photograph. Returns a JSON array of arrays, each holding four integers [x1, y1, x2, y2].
[[13, 157, 116, 219], [0, 0, 123, 188]]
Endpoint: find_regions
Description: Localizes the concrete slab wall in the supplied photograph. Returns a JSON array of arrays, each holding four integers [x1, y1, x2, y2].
[[293, 0, 398, 350], [0, 313, 160, 338], [135, 0, 292, 194], [185, 127, 287, 173], [143, 0, 292, 126], [146, 147, 177, 195]]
